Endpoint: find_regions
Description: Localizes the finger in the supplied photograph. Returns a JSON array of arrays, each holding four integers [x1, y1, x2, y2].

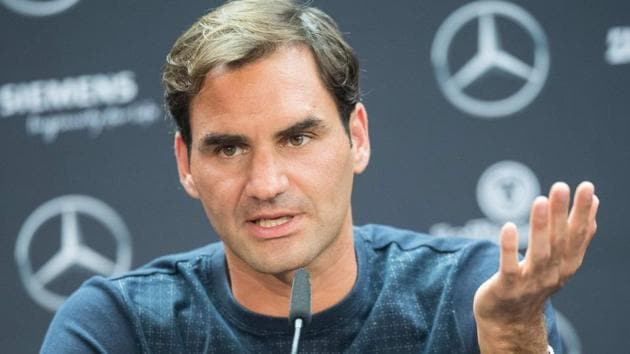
[[579, 194, 600, 252], [548, 182, 570, 257], [589, 195, 600, 227], [499, 222, 520, 281], [525, 196, 550, 269], [568, 181, 594, 227], [567, 181, 595, 252]]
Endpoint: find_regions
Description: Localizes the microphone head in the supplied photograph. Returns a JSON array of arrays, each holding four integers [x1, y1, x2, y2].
[[289, 268, 312, 326]]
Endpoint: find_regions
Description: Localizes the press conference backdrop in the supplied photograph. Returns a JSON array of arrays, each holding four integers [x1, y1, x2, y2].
[[1, 0, 628, 352]]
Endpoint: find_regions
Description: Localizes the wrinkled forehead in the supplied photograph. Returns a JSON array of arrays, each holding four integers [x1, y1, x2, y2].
[[188, 45, 338, 136]]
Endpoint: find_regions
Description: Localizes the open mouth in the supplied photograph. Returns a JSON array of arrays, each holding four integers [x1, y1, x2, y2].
[[252, 215, 293, 228]]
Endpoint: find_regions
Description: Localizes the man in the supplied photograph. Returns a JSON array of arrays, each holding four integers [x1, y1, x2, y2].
[[41, 0, 599, 353]]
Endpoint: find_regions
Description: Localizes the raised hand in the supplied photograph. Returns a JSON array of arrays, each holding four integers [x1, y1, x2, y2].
[[473, 181, 599, 353]]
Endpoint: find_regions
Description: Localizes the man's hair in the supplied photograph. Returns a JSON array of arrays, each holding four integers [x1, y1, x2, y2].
[[162, 0, 360, 149]]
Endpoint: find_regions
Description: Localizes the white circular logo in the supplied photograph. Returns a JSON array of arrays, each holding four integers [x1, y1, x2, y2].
[[15, 195, 132, 311], [1, 0, 80, 17], [431, 0, 550, 118], [476, 160, 540, 223]]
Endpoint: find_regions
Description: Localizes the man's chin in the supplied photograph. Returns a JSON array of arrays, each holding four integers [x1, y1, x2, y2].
[[249, 260, 308, 276], [242, 252, 314, 276]]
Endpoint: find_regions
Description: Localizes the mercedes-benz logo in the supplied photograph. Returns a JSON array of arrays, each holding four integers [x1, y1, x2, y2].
[[431, 1, 550, 118], [0, 0, 80, 17], [15, 195, 132, 312]]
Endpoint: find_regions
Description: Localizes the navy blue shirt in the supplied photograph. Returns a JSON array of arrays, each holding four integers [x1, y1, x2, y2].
[[41, 224, 560, 353]]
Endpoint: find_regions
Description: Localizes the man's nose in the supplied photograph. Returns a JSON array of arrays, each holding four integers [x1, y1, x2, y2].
[[244, 149, 289, 201]]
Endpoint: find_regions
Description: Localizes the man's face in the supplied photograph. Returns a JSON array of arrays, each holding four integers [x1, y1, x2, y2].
[[175, 46, 370, 275]]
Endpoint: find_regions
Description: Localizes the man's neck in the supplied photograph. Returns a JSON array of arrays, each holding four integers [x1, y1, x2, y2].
[[225, 226, 357, 318]]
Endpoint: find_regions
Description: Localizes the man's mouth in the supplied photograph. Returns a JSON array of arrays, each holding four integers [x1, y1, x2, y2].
[[246, 213, 302, 239], [253, 216, 293, 228]]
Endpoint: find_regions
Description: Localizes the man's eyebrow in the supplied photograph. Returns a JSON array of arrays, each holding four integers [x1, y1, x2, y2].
[[198, 133, 249, 150], [274, 117, 326, 139], [196, 117, 325, 150]]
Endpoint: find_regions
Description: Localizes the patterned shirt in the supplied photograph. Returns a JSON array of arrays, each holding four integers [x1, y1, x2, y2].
[[41, 224, 560, 353]]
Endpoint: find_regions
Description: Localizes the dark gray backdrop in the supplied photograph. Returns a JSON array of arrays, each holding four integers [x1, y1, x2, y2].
[[1, 1, 628, 353]]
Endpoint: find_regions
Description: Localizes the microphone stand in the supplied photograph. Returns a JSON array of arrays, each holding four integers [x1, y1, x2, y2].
[[290, 318, 304, 354]]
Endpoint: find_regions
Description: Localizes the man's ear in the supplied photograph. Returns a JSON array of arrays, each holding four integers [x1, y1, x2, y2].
[[174, 132, 200, 199], [349, 102, 370, 174]]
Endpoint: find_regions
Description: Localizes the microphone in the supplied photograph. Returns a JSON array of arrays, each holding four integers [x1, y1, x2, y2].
[[289, 268, 311, 354]]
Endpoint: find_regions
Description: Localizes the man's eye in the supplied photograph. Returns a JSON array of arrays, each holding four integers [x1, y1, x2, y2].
[[216, 145, 242, 157], [288, 134, 311, 147]]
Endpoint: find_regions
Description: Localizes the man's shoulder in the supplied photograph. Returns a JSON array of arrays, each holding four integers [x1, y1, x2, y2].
[[354, 223, 500, 285], [43, 242, 227, 353], [355, 223, 496, 255], [109, 241, 223, 282], [66, 241, 225, 308], [90, 241, 226, 302], [68, 241, 226, 332], [354, 224, 500, 327]]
